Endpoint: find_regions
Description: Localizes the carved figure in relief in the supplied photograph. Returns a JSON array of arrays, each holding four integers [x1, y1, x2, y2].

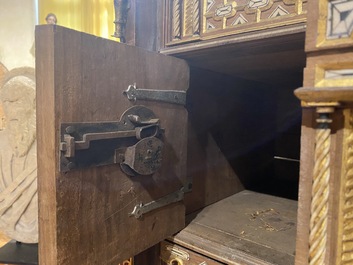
[[0, 63, 8, 131], [0, 67, 38, 243]]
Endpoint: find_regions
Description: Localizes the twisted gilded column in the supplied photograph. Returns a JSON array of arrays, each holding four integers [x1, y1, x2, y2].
[[192, 0, 200, 35], [309, 107, 334, 265], [294, 87, 353, 264], [172, 0, 181, 39]]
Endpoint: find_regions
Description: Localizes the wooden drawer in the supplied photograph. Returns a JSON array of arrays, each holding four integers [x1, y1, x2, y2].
[[160, 241, 225, 265]]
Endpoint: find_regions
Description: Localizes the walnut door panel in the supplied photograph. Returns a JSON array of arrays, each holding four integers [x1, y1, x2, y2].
[[36, 25, 189, 265]]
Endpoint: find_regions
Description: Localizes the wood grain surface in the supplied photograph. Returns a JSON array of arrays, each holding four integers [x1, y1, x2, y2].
[[171, 190, 298, 265], [36, 25, 189, 265]]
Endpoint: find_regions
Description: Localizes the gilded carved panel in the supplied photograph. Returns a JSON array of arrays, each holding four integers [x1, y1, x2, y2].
[[314, 62, 353, 88], [166, 0, 307, 45], [337, 109, 353, 264]]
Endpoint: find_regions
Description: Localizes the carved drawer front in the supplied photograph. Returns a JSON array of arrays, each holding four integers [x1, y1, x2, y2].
[[164, 0, 307, 46], [161, 241, 225, 265]]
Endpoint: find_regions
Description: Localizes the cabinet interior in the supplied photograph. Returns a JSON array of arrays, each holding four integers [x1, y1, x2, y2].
[[169, 31, 307, 201], [161, 30, 307, 264]]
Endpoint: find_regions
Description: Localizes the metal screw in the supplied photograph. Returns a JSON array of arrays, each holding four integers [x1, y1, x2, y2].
[[67, 162, 76, 170], [65, 126, 75, 134]]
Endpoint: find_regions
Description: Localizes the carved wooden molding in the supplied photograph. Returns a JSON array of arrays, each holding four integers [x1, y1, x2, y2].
[[294, 87, 353, 104], [166, 0, 307, 46], [339, 109, 353, 264]]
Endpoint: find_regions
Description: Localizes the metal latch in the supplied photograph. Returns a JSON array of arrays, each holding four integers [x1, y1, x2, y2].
[[123, 84, 186, 106], [129, 188, 184, 219], [59, 105, 164, 175]]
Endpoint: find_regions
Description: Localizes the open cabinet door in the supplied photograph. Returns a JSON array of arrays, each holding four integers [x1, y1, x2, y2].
[[35, 25, 189, 265]]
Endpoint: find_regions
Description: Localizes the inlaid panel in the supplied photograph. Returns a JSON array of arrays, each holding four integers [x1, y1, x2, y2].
[[165, 0, 307, 46], [307, 0, 353, 51]]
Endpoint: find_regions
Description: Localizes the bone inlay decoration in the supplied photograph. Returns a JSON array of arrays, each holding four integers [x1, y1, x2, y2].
[[326, 0, 353, 39]]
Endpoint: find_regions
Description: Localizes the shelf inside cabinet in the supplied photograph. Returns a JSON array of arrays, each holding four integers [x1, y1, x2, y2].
[[168, 190, 297, 265]]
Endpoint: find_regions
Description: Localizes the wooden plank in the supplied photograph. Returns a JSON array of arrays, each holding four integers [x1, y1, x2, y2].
[[36, 25, 57, 265], [161, 30, 306, 86], [36, 25, 189, 265], [125, 0, 163, 52], [171, 190, 297, 265]]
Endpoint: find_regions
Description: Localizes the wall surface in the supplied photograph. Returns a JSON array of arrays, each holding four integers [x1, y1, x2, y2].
[[0, 0, 36, 130], [38, 0, 117, 41], [0, 0, 37, 246], [0, 0, 36, 70]]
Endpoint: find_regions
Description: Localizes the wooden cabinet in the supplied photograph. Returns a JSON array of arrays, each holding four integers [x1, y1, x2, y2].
[[128, 1, 353, 265], [35, 0, 353, 264]]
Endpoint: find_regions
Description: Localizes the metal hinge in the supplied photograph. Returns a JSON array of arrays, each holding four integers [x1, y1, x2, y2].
[[129, 188, 184, 219], [123, 84, 187, 106]]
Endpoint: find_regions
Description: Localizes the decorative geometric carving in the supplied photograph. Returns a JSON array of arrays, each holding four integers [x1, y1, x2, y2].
[[232, 14, 248, 25], [207, 0, 215, 12], [326, 0, 353, 39], [269, 5, 289, 18], [183, 0, 200, 36], [325, 69, 353, 79], [184, 0, 194, 36], [167, 0, 305, 44], [215, 4, 233, 17], [206, 20, 216, 30], [214, 2, 236, 21], [341, 110, 353, 264], [248, 0, 270, 9]]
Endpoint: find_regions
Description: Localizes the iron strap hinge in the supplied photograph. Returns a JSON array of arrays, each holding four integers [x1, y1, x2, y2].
[[123, 84, 187, 106], [129, 188, 184, 219]]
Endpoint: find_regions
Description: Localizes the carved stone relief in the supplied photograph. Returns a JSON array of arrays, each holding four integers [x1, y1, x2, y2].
[[0, 63, 8, 131], [0, 67, 38, 243]]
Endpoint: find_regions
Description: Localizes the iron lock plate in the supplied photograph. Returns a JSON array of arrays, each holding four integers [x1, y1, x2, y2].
[[59, 105, 164, 175]]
